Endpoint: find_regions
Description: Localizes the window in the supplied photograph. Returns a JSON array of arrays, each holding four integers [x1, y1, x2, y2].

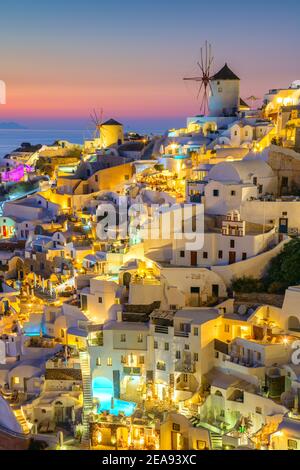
[[172, 423, 180, 432], [215, 351, 219, 358], [13, 377, 20, 385], [218, 250, 223, 259], [164, 342, 169, 351], [242, 252, 247, 260], [288, 439, 297, 450], [120, 334, 126, 342], [98, 297, 103, 304], [194, 353, 199, 362], [234, 130, 238, 136], [257, 352, 262, 362], [255, 407, 262, 414], [121, 355, 126, 364], [193, 327, 198, 336], [196, 440, 206, 450], [191, 287, 200, 294], [218, 87, 222, 93], [175, 350, 181, 359], [203, 251, 208, 259], [282, 176, 289, 187], [95, 175, 98, 182], [124, 175, 130, 180], [220, 410, 225, 417], [258, 184, 263, 194], [180, 250, 185, 258], [253, 176, 257, 185], [224, 324, 230, 333], [183, 374, 188, 382], [107, 357, 112, 366], [184, 344, 190, 350], [96, 357, 101, 366], [230, 239, 235, 248], [137, 334, 143, 343], [154, 341, 158, 349], [139, 355, 145, 365], [213, 189, 219, 197], [231, 190, 236, 196]]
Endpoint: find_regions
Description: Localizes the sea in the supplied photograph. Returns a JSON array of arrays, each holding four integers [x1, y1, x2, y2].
[[0, 129, 90, 162]]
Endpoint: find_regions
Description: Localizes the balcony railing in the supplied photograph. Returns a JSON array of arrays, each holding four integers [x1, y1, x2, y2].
[[123, 366, 141, 375], [154, 325, 169, 334], [175, 361, 195, 373], [174, 330, 189, 338]]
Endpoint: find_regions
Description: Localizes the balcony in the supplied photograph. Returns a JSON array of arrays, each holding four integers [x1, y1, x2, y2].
[[123, 366, 141, 376], [175, 361, 195, 373], [156, 362, 166, 371], [174, 330, 189, 338], [154, 325, 169, 334]]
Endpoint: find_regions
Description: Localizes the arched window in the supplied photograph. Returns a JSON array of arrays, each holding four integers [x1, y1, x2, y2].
[[288, 316, 300, 332]]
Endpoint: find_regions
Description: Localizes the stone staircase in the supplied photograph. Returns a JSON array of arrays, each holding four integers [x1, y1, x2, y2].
[[210, 431, 223, 450], [79, 351, 93, 450], [13, 407, 31, 435]]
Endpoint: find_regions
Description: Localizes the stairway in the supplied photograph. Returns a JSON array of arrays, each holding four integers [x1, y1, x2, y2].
[[79, 351, 93, 450], [210, 431, 223, 450], [13, 408, 31, 435]]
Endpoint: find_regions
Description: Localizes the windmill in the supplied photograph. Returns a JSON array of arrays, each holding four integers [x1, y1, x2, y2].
[[246, 95, 260, 109], [183, 41, 214, 115], [90, 108, 104, 140]]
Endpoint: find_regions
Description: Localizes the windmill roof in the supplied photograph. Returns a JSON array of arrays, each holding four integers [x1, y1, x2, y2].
[[212, 63, 240, 81], [102, 118, 123, 126]]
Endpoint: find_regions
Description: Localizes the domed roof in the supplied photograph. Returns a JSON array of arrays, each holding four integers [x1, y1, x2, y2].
[[0, 396, 23, 434]]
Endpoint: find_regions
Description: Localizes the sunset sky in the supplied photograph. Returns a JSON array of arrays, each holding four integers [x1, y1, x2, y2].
[[1, 0, 300, 130]]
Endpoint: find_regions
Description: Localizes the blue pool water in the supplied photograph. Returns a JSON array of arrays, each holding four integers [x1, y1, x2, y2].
[[98, 398, 136, 417], [93, 376, 136, 417]]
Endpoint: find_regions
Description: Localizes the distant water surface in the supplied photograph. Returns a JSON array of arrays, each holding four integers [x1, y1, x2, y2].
[[0, 129, 89, 161]]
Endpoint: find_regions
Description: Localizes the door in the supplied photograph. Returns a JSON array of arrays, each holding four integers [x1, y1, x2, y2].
[[190, 251, 197, 266], [212, 284, 219, 298], [2, 225, 7, 237], [279, 217, 288, 234], [229, 251, 236, 264]]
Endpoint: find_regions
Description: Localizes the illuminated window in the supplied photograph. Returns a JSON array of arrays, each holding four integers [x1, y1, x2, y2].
[[224, 324, 230, 333], [98, 297, 103, 303], [137, 334, 143, 343], [107, 357, 112, 366], [193, 327, 198, 336], [14, 377, 20, 385], [139, 356, 144, 365], [194, 353, 199, 362], [96, 357, 101, 366]]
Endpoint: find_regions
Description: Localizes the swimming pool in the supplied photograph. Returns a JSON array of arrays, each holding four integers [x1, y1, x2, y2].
[[97, 398, 136, 417], [93, 376, 136, 416]]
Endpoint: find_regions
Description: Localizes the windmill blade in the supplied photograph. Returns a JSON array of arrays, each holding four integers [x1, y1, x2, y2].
[[205, 40, 208, 73], [197, 80, 204, 99], [200, 46, 204, 73], [208, 80, 214, 96], [183, 76, 202, 81], [197, 61, 205, 75]]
